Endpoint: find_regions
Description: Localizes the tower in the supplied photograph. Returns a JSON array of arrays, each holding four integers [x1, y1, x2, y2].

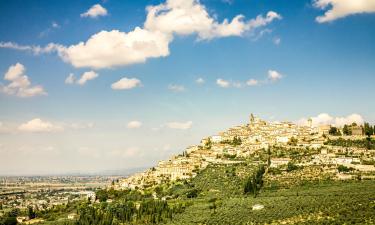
[[250, 113, 255, 124], [308, 118, 313, 128]]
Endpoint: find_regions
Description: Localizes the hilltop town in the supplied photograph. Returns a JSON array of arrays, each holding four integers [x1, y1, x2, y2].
[[115, 114, 375, 190]]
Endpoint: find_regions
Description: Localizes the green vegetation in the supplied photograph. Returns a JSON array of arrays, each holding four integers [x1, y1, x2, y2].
[[3, 163, 375, 225], [286, 162, 299, 172], [66, 199, 185, 225], [0, 209, 19, 225], [220, 136, 242, 146], [329, 127, 341, 136], [337, 165, 353, 173], [243, 165, 265, 197], [325, 137, 375, 150]]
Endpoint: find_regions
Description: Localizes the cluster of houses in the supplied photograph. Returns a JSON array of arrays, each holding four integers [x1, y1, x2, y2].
[[116, 114, 374, 190]]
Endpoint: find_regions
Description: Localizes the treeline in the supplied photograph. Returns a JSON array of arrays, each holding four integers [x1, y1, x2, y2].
[[243, 165, 265, 197], [329, 122, 375, 136], [65, 199, 186, 225], [325, 137, 375, 150], [95, 189, 144, 202]]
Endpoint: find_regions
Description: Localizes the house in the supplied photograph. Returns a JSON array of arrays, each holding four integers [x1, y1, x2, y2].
[[351, 126, 363, 136], [318, 125, 331, 135]]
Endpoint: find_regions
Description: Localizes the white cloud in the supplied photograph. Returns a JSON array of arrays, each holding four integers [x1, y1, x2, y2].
[[81, 4, 108, 18], [58, 28, 171, 69], [127, 121, 142, 129], [246, 79, 259, 86], [1, 63, 47, 98], [18, 118, 63, 133], [297, 113, 364, 127], [314, 0, 375, 23], [0, 42, 64, 55], [268, 70, 283, 82], [77, 71, 98, 85], [334, 114, 364, 127], [168, 84, 185, 92], [166, 121, 193, 130], [65, 73, 75, 84], [111, 77, 142, 90], [145, 0, 281, 40], [196, 77, 205, 84], [0, 0, 281, 69], [216, 78, 230, 88]]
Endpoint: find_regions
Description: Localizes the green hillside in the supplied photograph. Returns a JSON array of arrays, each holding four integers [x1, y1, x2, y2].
[[3, 163, 375, 225]]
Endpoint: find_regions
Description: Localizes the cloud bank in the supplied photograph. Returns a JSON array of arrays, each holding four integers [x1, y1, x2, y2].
[[297, 113, 364, 127], [0, 0, 281, 69]]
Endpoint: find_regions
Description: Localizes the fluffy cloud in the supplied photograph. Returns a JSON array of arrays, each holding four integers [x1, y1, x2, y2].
[[216, 78, 230, 88], [195, 77, 205, 84], [268, 70, 283, 82], [127, 121, 143, 129], [246, 79, 259, 86], [77, 71, 98, 85], [168, 84, 185, 92], [144, 0, 281, 40], [111, 77, 142, 90], [297, 113, 364, 127], [0, 63, 47, 97], [0, 0, 281, 69], [81, 4, 108, 18], [65, 73, 75, 84], [59, 29, 171, 69], [18, 118, 63, 133], [166, 121, 193, 130], [314, 0, 375, 23]]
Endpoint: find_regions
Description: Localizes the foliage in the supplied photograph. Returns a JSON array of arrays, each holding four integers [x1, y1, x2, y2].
[[286, 162, 299, 172], [325, 138, 375, 150], [337, 165, 353, 173], [329, 127, 341, 136], [220, 136, 242, 146], [0, 209, 19, 225], [243, 165, 265, 197]]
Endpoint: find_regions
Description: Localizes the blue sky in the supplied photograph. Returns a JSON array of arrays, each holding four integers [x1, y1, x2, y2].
[[0, 0, 374, 175]]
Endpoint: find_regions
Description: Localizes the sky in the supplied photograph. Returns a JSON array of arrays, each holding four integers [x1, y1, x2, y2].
[[0, 0, 374, 175]]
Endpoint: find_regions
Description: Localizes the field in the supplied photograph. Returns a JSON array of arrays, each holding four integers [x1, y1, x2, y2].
[[163, 164, 375, 225]]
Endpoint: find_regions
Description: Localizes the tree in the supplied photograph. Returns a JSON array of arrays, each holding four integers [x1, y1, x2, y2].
[[244, 165, 265, 197], [329, 127, 341, 136], [364, 122, 374, 136], [286, 162, 298, 172], [233, 136, 242, 146], [205, 138, 212, 149], [28, 206, 36, 219], [338, 165, 352, 173], [288, 137, 298, 146], [267, 148, 271, 167], [343, 125, 351, 135]]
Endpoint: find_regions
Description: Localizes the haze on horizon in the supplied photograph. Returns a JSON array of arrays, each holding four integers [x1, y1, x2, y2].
[[0, 0, 374, 175]]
